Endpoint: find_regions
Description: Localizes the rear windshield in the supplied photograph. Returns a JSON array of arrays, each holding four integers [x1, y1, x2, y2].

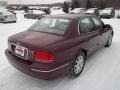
[[29, 17, 71, 35], [2, 11, 12, 15]]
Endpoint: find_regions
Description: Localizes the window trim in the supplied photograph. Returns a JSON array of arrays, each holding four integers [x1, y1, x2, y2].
[[91, 16, 104, 30], [78, 16, 95, 35], [28, 17, 72, 35]]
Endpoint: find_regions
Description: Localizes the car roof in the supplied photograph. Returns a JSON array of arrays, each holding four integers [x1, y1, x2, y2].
[[89, 8, 98, 10], [74, 8, 85, 9], [104, 8, 113, 10], [46, 14, 93, 20]]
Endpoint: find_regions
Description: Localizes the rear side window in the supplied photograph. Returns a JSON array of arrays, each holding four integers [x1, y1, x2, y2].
[[91, 17, 103, 30], [79, 17, 94, 34]]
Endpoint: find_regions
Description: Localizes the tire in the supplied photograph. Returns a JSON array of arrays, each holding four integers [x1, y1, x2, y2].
[[34, 16, 38, 19], [1, 19, 5, 23], [24, 15, 26, 18], [33, 16, 36, 19], [13, 21, 17, 23], [98, 15, 100, 18], [71, 52, 86, 78], [105, 34, 113, 47], [112, 12, 115, 18], [35, 16, 39, 20]]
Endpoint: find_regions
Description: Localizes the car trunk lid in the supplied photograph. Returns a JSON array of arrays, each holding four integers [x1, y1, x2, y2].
[[9, 31, 64, 50]]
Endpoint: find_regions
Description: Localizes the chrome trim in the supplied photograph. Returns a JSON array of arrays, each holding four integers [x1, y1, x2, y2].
[[9, 43, 29, 60], [31, 63, 69, 73], [77, 16, 86, 35], [77, 16, 101, 36], [77, 18, 81, 35]]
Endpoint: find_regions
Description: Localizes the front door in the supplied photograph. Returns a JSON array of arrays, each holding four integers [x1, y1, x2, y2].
[[91, 16, 111, 47], [78, 16, 100, 55]]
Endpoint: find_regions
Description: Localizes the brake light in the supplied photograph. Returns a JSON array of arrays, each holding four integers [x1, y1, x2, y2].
[[35, 51, 55, 63], [4, 16, 8, 18]]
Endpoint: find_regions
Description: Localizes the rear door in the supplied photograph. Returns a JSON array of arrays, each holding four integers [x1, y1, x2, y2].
[[78, 16, 100, 54]]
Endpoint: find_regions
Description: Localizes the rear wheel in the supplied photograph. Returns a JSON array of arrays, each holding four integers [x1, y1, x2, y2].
[[35, 16, 39, 20], [71, 52, 86, 78], [105, 34, 113, 47], [1, 19, 5, 23], [112, 12, 115, 18], [13, 21, 17, 23]]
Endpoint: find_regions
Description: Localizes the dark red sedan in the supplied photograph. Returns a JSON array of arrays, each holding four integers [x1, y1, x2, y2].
[[5, 14, 114, 80]]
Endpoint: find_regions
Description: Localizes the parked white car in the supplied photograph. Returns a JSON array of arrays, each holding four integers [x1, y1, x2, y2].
[[85, 8, 100, 17], [100, 8, 115, 18], [70, 8, 85, 14], [50, 9, 65, 15], [0, 11, 17, 23], [29, 6, 40, 10], [14, 10, 25, 14], [50, 6, 62, 11], [117, 9, 120, 18], [24, 10, 46, 19], [32, 10, 46, 14]]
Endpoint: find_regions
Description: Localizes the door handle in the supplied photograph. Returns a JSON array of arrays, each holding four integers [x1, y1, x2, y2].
[[100, 31, 104, 35], [86, 39, 90, 42]]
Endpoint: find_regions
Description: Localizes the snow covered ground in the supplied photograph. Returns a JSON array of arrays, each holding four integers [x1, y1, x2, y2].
[[0, 13, 120, 90]]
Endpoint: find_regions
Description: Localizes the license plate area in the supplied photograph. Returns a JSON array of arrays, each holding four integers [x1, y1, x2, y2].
[[10, 43, 28, 60], [15, 45, 25, 57]]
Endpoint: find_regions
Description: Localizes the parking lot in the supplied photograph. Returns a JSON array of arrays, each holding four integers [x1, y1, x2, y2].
[[0, 12, 120, 90]]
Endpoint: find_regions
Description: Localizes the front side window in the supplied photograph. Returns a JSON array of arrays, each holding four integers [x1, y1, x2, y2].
[[2, 11, 12, 15], [79, 17, 94, 34], [92, 17, 103, 30], [29, 18, 71, 35]]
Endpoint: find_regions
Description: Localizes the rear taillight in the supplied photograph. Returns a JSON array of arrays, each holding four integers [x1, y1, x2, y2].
[[4, 16, 8, 18], [35, 51, 55, 63]]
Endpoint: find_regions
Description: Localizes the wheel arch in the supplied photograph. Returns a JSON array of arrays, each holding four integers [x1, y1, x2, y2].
[[75, 48, 88, 60], [70, 48, 87, 78], [81, 49, 87, 58], [111, 31, 114, 36]]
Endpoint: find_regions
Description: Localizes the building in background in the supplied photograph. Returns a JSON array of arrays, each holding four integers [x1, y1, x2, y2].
[[70, 0, 120, 9], [0, 1, 8, 7], [7, 0, 120, 10], [89, 0, 120, 9]]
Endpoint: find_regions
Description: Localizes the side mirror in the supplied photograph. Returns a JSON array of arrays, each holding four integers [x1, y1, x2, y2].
[[103, 24, 112, 29]]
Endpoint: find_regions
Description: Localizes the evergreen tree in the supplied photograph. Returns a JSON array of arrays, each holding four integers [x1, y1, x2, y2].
[[63, 2, 69, 13], [71, 0, 80, 10], [93, 0, 105, 9], [86, 0, 92, 9], [98, 0, 105, 9]]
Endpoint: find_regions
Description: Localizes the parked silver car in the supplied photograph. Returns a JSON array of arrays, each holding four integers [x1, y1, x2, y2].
[[85, 8, 100, 17], [100, 8, 115, 18], [0, 11, 17, 23], [24, 10, 46, 19], [117, 9, 120, 19], [70, 8, 86, 14]]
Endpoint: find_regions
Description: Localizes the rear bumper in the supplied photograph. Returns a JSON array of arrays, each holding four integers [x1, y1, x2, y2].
[[100, 15, 112, 18], [5, 49, 70, 80], [24, 15, 35, 19], [4, 17, 17, 22], [117, 15, 120, 18]]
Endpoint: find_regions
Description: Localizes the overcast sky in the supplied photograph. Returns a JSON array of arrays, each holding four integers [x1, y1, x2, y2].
[[0, 0, 70, 4]]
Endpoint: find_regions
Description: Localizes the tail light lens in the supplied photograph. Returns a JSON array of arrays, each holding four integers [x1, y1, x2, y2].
[[4, 16, 8, 18], [35, 51, 55, 63]]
